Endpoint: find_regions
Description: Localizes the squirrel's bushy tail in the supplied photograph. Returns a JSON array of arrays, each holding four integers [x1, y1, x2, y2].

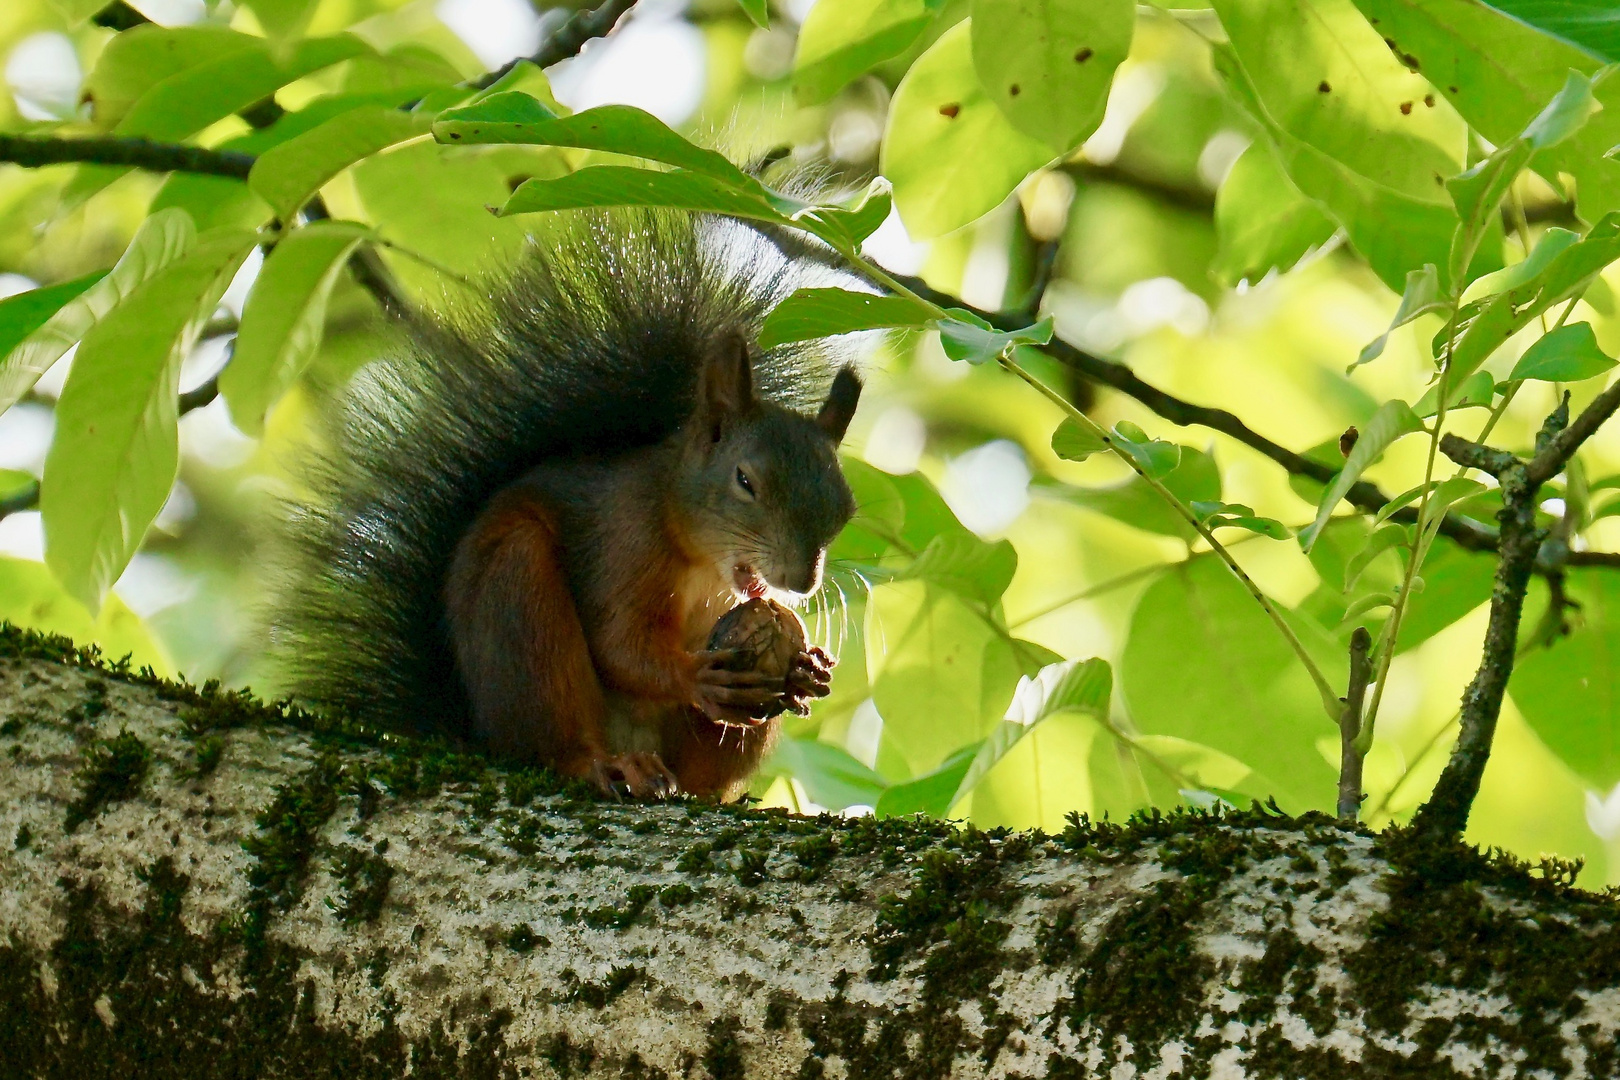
[[269, 209, 853, 735]]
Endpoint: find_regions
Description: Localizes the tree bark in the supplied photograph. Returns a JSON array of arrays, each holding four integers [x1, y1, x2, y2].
[[2, 646, 1619, 1079]]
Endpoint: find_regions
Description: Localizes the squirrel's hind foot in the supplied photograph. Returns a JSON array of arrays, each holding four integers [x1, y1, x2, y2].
[[592, 753, 679, 800]]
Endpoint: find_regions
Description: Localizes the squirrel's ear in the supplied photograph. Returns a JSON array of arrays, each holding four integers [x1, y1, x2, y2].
[[816, 365, 862, 444], [699, 331, 755, 440]]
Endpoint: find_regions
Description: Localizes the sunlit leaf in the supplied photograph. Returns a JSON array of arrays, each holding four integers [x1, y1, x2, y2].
[[222, 221, 371, 436], [1345, 522, 1409, 590], [1211, 0, 1469, 291], [969, 0, 1133, 152], [903, 532, 1018, 605], [793, 0, 934, 105], [1512, 570, 1620, 788], [735, 0, 770, 27], [0, 556, 173, 677], [1212, 142, 1337, 287], [1356, 264, 1447, 369], [1350, 0, 1620, 222], [875, 744, 979, 817], [1190, 500, 1291, 540], [881, 19, 1055, 239], [936, 313, 1053, 364], [1300, 400, 1425, 551], [0, 272, 106, 367], [1051, 417, 1109, 461], [249, 106, 434, 221], [499, 167, 791, 223], [764, 737, 888, 810], [41, 229, 258, 612], [434, 98, 763, 192], [759, 287, 933, 348], [793, 178, 894, 246], [1507, 321, 1617, 381], [0, 209, 196, 414], [1043, 445, 1221, 539], [243, 0, 322, 40], [84, 26, 260, 130], [1110, 420, 1180, 479], [1413, 369, 1496, 417], [1121, 556, 1340, 810]]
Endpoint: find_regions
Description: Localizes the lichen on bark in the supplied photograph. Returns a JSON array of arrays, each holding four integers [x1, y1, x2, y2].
[[1, 625, 1618, 1078]]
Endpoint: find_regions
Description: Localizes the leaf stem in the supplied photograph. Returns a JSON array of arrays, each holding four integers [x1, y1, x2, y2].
[[998, 352, 1342, 720]]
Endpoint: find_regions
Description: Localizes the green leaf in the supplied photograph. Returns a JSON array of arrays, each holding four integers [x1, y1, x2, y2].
[[1212, 142, 1337, 287], [499, 167, 792, 223], [793, 0, 934, 105], [866, 578, 1023, 775], [1044, 445, 1221, 539], [115, 34, 375, 140], [1446, 70, 1597, 286], [936, 314, 1053, 364], [1344, 521, 1409, 590], [1512, 569, 1620, 788], [1051, 417, 1109, 461], [758, 288, 934, 348], [1132, 734, 1270, 805], [1480, 0, 1620, 62], [221, 222, 371, 436], [880, 19, 1055, 239], [793, 178, 894, 246], [249, 106, 434, 222], [875, 744, 980, 817], [1109, 421, 1180, 479], [1349, 0, 1620, 222], [434, 98, 763, 192], [1356, 264, 1448, 369], [0, 210, 196, 415], [1413, 369, 1496, 418], [41, 229, 258, 612], [243, 0, 322, 40], [735, 0, 770, 27], [0, 273, 106, 365], [1469, 227, 1582, 299], [1121, 556, 1340, 810], [969, 0, 1134, 152], [84, 26, 261, 131], [1211, 0, 1468, 292], [48, 0, 112, 23], [1190, 501, 1291, 540], [0, 555, 172, 677], [1300, 399, 1425, 551], [765, 737, 888, 810], [1447, 213, 1620, 386], [1507, 321, 1617, 381], [903, 533, 1018, 605]]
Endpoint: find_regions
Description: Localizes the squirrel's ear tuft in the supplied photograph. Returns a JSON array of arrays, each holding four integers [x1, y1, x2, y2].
[[816, 366, 862, 444], [699, 331, 756, 440]]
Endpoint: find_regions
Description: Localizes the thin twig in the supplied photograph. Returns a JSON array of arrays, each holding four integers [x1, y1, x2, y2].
[[888, 273, 1620, 572], [471, 0, 638, 89], [1337, 626, 1372, 820]]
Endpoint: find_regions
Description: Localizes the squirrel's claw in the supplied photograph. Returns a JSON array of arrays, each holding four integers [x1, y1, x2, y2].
[[592, 753, 679, 800]]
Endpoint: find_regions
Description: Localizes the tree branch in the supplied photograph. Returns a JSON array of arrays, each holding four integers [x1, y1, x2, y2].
[[5, 644, 1619, 1076], [1338, 626, 1372, 821], [0, 135, 253, 179], [1413, 398, 1587, 838]]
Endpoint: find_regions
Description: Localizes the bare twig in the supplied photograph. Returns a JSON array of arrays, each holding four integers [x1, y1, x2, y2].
[[889, 273, 1620, 573], [471, 0, 638, 89], [1337, 626, 1372, 821], [1409, 387, 1618, 837], [0, 135, 254, 179]]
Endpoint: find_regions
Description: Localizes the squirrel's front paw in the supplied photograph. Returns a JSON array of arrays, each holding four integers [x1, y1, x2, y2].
[[693, 649, 784, 726], [783, 647, 835, 717], [592, 753, 679, 800]]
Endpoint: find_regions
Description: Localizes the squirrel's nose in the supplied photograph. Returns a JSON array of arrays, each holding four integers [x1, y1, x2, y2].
[[776, 550, 824, 596]]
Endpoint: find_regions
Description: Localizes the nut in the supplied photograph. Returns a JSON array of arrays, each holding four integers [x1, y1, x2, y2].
[[706, 598, 806, 712]]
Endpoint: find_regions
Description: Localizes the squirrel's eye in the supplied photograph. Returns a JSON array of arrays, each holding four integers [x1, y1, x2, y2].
[[735, 467, 755, 498]]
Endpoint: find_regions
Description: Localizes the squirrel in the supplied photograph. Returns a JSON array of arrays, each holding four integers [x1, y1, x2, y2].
[[271, 208, 863, 801]]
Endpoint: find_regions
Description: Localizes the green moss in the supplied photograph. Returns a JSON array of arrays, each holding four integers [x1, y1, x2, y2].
[[564, 964, 642, 1008], [327, 846, 395, 926], [64, 729, 151, 833], [658, 883, 697, 907], [702, 1017, 745, 1080], [581, 884, 656, 930], [190, 734, 224, 778], [13, 822, 30, 850], [505, 924, 548, 953], [236, 752, 344, 964]]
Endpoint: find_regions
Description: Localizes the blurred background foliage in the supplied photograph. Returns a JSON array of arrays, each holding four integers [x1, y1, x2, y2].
[[4, 0, 1620, 883]]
